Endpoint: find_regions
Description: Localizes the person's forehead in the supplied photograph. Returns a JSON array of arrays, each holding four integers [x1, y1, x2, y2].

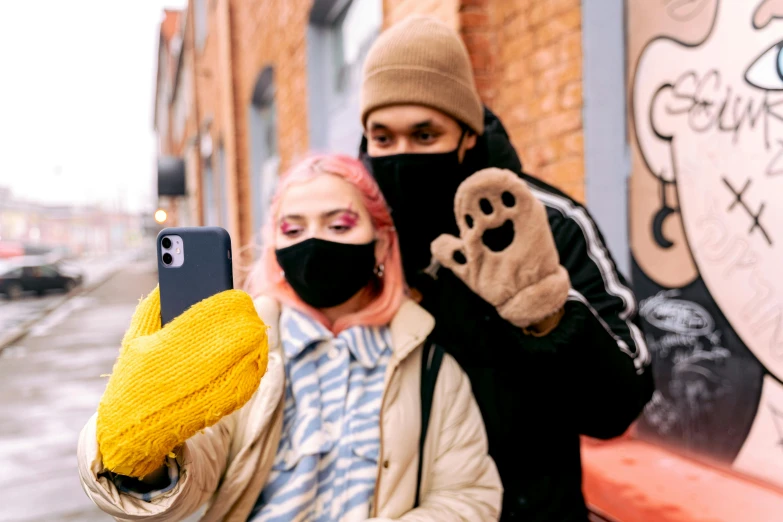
[[367, 105, 457, 128], [279, 175, 363, 216]]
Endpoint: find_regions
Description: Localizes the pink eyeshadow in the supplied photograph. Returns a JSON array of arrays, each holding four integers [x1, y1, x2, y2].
[[280, 221, 295, 233], [336, 211, 359, 227]]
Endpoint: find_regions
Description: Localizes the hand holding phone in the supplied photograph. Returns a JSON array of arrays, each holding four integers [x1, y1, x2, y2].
[[94, 227, 269, 478]]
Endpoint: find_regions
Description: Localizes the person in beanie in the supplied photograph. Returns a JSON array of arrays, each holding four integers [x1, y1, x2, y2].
[[359, 16, 655, 521]]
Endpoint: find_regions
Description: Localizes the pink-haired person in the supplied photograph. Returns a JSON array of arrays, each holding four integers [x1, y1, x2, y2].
[[77, 154, 501, 522]]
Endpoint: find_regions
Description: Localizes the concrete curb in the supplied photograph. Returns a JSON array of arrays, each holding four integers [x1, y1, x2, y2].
[[0, 258, 132, 352]]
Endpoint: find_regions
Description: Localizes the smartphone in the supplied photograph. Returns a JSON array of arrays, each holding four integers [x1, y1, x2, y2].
[[157, 226, 234, 326]]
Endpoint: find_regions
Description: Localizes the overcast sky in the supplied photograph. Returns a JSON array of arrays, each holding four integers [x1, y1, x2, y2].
[[0, 0, 187, 213]]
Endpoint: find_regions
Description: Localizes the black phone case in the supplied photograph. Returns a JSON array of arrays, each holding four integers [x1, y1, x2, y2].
[[157, 227, 233, 326]]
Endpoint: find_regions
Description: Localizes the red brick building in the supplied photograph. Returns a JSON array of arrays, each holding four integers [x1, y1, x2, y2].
[[151, 2, 783, 519], [153, 10, 184, 228], [386, 0, 585, 199], [154, 0, 593, 270]]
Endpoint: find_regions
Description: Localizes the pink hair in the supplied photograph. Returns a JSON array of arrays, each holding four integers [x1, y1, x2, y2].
[[244, 153, 404, 334]]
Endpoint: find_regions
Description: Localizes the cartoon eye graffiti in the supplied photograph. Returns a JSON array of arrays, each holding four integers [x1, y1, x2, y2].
[[745, 40, 783, 90]]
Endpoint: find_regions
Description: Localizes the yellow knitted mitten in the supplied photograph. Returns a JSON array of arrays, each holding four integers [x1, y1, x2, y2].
[[96, 286, 268, 478]]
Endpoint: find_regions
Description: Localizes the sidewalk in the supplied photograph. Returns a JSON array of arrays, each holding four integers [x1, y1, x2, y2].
[[0, 258, 159, 521], [0, 248, 147, 352]]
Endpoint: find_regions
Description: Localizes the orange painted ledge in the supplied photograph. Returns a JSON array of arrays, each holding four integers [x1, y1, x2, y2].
[[582, 438, 783, 522]]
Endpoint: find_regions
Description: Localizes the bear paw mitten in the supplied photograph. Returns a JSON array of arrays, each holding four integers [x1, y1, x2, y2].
[[96, 286, 269, 478], [431, 168, 571, 330]]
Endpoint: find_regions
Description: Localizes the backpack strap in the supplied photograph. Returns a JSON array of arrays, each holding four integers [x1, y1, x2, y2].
[[414, 339, 445, 508]]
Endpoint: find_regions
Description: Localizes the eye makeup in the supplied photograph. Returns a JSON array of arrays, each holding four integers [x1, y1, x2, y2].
[[280, 220, 301, 235], [278, 207, 360, 236], [333, 210, 359, 229]]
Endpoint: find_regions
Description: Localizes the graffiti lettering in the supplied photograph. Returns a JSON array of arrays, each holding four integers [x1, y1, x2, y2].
[[722, 238, 759, 276], [655, 70, 783, 147], [752, 305, 783, 358], [697, 209, 783, 358], [631, 0, 783, 487], [697, 208, 733, 261], [641, 291, 715, 335], [769, 404, 783, 447], [668, 345, 733, 420], [672, 345, 730, 366], [745, 269, 775, 320], [647, 332, 701, 358], [767, 140, 783, 176], [644, 390, 679, 435]]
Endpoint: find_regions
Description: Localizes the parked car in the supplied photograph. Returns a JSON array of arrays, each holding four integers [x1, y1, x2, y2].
[[0, 257, 84, 299]]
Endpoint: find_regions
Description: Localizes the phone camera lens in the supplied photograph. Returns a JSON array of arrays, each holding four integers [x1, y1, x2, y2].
[[162, 253, 173, 265], [161, 237, 172, 249]]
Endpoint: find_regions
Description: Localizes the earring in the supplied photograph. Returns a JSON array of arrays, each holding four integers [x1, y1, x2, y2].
[[280, 270, 286, 280], [374, 264, 385, 278]]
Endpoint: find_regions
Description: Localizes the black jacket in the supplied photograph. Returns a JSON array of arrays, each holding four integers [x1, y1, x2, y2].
[[364, 108, 655, 521]]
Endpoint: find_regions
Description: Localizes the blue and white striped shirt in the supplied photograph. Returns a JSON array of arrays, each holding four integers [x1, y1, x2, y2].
[[248, 306, 392, 522]]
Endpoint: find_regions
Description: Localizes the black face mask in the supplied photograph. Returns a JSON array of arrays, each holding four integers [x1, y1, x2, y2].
[[276, 238, 377, 309], [366, 141, 471, 284]]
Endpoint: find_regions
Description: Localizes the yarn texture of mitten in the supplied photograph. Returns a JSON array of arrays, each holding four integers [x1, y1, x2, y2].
[[431, 167, 570, 329], [96, 286, 268, 478]]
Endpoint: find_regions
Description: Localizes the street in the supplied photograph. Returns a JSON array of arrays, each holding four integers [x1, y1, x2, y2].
[[0, 257, 158, 521], [0, 251, 144, 338]]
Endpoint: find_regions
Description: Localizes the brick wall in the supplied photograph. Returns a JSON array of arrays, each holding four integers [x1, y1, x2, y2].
[[184, 4, 203, 228], [189, 0, 311, 259], [383, 0, 585, 201], [230, 0, 312, 257], [459, 0, 497, 106], [215, 0, 240, 244], [175, 0, 586, 265], [490, 0, 584, 201], [192, 0, 222, 232], [384, 0, 459, 29], [195, 2, 221, 138]]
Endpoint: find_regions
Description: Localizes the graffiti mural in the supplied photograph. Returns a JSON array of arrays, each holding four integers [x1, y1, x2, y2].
[[628, 0, 783, 487]]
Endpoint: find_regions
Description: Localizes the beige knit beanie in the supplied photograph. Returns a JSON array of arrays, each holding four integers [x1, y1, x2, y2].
[[361, 16, 484, 135]]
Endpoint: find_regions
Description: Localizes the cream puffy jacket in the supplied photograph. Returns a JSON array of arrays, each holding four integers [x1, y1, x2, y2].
[[77, 297, 502, 521]]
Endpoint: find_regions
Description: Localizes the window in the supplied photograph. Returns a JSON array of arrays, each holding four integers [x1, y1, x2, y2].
[[172, 64, 190, 144], [2, 268, 22, 278], [170, 35, 183, 58], [156, 48, 170, 153], [335, 0, 382, 92], [307, 0, 382, 154], [202, 159, 218, 226], [248, 66, 279, 241], [39, 266, 58, 278], [183, 144, 199, 227], [194, 0, 208, 52], [217, 144, 229, 228]]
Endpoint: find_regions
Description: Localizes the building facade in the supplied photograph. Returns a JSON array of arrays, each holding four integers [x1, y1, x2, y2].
[[152, 0, 783, 517], [154, 0, 605, 269], [0, 187, 143, 256]]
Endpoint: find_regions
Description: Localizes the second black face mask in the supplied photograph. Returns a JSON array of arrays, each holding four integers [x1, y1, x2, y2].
[[367, 149, 469, 284], [276, 238, 377, 309]]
